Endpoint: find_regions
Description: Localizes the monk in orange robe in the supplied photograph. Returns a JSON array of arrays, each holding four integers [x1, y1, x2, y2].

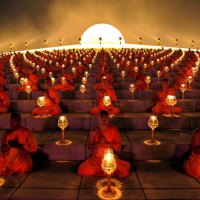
[[32, 77, 62, 117], [53, 75, 75, 91], [183, 127, 200, 179], [78, 110, 131, 177], [18, 70, 39, 92], [0, 113, 38, 175], [152, 78, 182, 114], [0, 86, 10, 113], [91, 76, 120, 115]]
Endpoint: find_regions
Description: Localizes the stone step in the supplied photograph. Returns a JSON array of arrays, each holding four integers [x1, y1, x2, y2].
[[0, 129, 192, 161], [5, 88, 200, 101], [0, 112, 199, 130], [9, 99, 199, 113]]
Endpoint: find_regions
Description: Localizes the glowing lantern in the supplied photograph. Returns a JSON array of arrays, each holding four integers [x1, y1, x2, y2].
[[57, 116, 71, 145], [144, 115, 160, 145], [25, 85, 32, 100]]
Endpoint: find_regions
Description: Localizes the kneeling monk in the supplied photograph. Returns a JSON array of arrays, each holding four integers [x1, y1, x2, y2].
[[152, 78, 181, 115], [32, 77, 62, 117], [0, 113, 38, 175], [78, 110, 131, 177]]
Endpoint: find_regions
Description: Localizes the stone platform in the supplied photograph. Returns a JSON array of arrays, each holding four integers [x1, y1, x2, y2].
[[0, 160, 200, 200]]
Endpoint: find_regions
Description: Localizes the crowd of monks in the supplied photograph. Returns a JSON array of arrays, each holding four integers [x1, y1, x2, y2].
[[0, 47, 199, 179]]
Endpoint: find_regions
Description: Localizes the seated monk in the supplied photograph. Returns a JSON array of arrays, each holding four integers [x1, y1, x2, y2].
[[78, 110, 131, 177], [0, 113, 38, 175], [91, 76, 120, 115], [0, 85, 10, 113], [32, 77, 62, 117], [53, 76, 75, 91], [18, 71, 39, 92], [183, 127, 200, 180], [152, 78, 182, 114]]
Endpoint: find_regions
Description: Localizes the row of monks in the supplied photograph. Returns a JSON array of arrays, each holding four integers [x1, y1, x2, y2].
[[0, 48, 199, 116], [0, 47, 199, 179]]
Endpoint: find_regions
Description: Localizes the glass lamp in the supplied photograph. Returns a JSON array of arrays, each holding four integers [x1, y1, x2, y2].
[[51, 77, 56, 85], [180, 83, 187, 100], [20, 78, 25, 86], [24, 78, 28, 86], [103, 96, 111, 109], [164, 66, 169, 76], [156, 71, 161, 83], [41, 68, 46, 74], [187, 76, 193, 89], [88, 64, 92, 70], [101, 148, 117, 198], [82, 77, 87, 85], [37, 96, 47, 118], [72, 67, 76, 74], [57, 116, 71, 145], [84, 71, 89, 78], [145, 76, 151, 90], [25, 85, 32, 100], [14, 72, 19, 84], [144, 115, 160, 145], [129, 84, 136, 100], [165, 95, 177, 117], [80, 84, 86, 99]]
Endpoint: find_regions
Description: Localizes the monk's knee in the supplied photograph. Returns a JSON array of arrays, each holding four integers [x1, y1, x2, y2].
[[78, 162, 96, 176]]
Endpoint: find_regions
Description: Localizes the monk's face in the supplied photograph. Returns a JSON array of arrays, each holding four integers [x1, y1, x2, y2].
[[9, 118, 21, 130], [162, 81, 169, 90], [99, 114, 109, 127]]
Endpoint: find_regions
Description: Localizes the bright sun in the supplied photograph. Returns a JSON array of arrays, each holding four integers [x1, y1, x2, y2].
[[81, 23, 125, 48]]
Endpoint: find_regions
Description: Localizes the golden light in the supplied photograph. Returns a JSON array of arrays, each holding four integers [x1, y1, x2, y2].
[[103, 96, 111, 107], [187, 76, 193, 89], [145, 76, 151, 90], [35, 96, 48, 118], [81, 23, 125, 48], [82, 77, 87, 85], [164, 95, 178, 117], [129, 84, 136, 100], [144, 115, 160, 145], [101, 148, 117, 199], [14, 72, 19, 84], [80, 84, 86, 99], [180, 83, 187, 100], [25, 85, 32, 100], [156, 71, 161, 82], [56, 115, 72, 145]]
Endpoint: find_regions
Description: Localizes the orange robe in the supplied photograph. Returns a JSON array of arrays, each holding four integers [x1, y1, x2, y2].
[[53, 83, 75, 91], [0, 127, 38, 175], [0, 91, 10, 113], [91, 83, 120, 115], [32, 88, 62, 116], [78, 125, 131, 177], [183, 128, 200, 178], [152, 88, 182, 114]]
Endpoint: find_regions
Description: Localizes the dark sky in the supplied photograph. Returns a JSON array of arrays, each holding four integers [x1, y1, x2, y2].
[[0, 0, 200, 51]]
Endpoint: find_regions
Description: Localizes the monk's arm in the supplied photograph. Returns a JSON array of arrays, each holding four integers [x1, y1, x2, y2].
[[87, 130, 101, 150]]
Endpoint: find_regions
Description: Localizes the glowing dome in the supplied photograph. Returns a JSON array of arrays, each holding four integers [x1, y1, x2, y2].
[[81, 23, 125, 48]]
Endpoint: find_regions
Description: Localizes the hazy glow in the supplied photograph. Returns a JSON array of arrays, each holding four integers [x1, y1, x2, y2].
[[97, 178, 122, 200], [144, 139, 161, 145], [81, 24, 125, 48]]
